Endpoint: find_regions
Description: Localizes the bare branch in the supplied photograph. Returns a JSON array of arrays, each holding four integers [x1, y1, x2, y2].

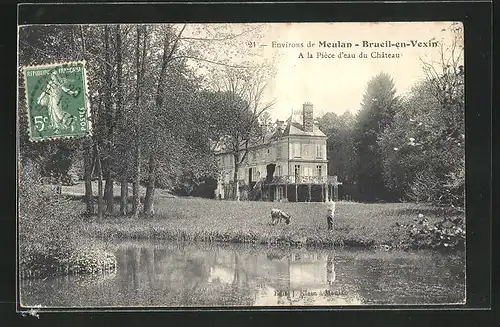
[[179, 25, 262, 42], [170, 55, 260, 69]]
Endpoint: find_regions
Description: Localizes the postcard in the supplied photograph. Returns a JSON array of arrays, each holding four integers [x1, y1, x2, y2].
[[17, 21, 465, 309]]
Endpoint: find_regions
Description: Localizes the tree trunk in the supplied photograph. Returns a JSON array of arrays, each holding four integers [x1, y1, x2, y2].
[[83, 138, 94, 214], [143, 155, 156, 215], [105, 173, 114, 214], [115, 24, 127, 216], [233, 162, 240, 201], [120, 177, 128, 215], [132, 145, 141, 216], [95, 144, 104, 219], [131, 25, 146, 217], [103, 24, 115, 215]]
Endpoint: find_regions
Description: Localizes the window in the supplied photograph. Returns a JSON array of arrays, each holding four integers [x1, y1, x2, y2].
[[252, 168, 259, 182], [316, 145, 323, 158], [317, 165, 322, 177], [294, 165, 301, 178], [294, 143, 302, 158], [276, 165, 282, 176], [303, 144, 308, 158]]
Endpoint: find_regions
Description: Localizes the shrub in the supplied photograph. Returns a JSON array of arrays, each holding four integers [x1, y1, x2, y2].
[[393, 214, 465, 250], [19, 159, 83, 274]]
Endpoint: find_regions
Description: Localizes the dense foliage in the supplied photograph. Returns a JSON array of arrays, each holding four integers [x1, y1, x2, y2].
[[18, 24, 271, 216], [352, 72, 399, 202], [318, 24, 464, 207], [19, 159, 80, 274]]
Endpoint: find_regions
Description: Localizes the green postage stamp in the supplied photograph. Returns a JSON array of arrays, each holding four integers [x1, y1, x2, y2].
[[23, 61, 92, 141]]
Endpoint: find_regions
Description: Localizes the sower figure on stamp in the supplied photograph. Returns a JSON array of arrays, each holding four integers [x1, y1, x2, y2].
[[37, 70, 79, 132], [327, 202, 335, 231]]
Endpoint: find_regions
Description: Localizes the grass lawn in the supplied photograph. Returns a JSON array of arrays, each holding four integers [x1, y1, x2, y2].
[[82, 197, 463, 248]]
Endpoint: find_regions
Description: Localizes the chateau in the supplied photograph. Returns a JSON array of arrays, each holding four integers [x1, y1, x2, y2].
[[215, 103, 341, 202]]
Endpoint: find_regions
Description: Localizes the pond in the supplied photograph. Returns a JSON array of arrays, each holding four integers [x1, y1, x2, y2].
[[20, 240, 465, 307]]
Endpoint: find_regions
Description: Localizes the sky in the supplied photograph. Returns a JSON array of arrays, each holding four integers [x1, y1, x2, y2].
[[181, 22, 463, 121], [255, 22, 463, 120]]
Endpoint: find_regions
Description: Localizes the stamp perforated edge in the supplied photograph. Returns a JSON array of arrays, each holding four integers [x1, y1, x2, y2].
[[21, 60, 93, 143]]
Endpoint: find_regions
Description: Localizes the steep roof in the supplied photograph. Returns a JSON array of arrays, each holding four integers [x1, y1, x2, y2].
[[214, 112, 326, 155], [281, 115, 326, 137]]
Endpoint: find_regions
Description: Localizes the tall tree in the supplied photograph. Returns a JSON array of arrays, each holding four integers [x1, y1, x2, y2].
[[102, 25, 116, 214], [209, 65, 276, 200], [141, 24, 187, 215], [131, 24, 148, 217], [113, 24, 129, 216], [378, 23, 464, 206], [353, 72, 398, 201], [317, 110, 356, 181]]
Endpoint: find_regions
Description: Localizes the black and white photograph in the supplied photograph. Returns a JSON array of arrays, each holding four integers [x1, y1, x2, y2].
[[17, 21, 466, 308]]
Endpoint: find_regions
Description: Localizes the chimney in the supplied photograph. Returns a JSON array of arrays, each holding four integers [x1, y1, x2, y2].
[[275, 120, 284, 134], [302, 102, 314, 132]]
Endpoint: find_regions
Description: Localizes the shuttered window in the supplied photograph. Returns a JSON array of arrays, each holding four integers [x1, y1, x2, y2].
[[293, 143, 301, 158]]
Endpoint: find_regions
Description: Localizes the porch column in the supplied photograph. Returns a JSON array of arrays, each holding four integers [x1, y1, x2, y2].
[[308, 184, 312, 202]]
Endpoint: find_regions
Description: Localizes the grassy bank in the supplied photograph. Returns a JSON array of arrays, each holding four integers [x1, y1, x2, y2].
[[20, 175, 117, 278], [83, 197, 464, 249]]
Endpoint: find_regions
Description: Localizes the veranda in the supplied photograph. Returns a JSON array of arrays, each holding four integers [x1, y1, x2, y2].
[[220, 175, 342, 202]]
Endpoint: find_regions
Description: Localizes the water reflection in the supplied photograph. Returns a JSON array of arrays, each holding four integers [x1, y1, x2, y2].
[[20, 241, 465, 307]]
